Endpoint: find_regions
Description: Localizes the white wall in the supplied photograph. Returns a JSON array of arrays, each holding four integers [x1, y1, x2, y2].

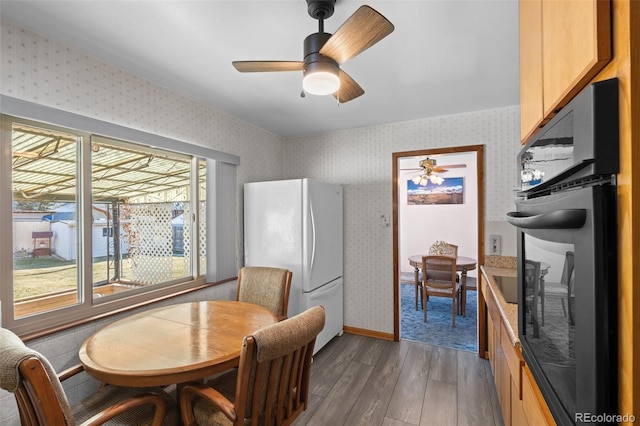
[[284, 108, 521, 335], [398, 151, 478, 276]]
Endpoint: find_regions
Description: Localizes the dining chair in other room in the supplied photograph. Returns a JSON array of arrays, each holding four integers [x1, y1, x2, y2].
[[400, 270, 423, 311], [428, 241, 458, 257], [428, 241, 462, 311], [421, 255, 461, 327], [237, 266, 293, 321], [543, 250, 575, 326], [0, 327, 177, 426], [562, 251, 575, 325], [524, 260, 541, 338], [179, 305, 325, 426]]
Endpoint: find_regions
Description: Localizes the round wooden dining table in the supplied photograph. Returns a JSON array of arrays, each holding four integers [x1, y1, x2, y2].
[[408, 255, 477, 316], [79, 300, 278, 387]]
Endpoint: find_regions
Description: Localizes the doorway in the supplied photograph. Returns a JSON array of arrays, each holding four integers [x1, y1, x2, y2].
[[392, 145, 485, 347]]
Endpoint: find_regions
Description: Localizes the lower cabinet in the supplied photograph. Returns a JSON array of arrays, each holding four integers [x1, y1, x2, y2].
[[482, 274, 554, 426]]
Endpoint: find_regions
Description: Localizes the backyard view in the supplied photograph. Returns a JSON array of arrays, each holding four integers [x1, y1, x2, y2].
[[10, 121, 206, 320], [14, 256, 190, 299]]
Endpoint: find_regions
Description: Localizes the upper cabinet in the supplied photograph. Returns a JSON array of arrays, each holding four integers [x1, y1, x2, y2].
[[519, 0, 611, 144]]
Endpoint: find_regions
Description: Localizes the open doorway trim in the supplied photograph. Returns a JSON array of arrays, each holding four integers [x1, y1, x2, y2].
[[392, 144, 485, 343]]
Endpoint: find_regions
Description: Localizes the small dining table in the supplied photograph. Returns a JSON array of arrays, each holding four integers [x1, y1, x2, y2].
[[408, 255, 477, 316], [79, 300, 278, 388]]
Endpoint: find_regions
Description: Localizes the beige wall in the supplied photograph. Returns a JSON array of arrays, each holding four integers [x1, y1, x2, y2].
[[283, 107, 521, 334]]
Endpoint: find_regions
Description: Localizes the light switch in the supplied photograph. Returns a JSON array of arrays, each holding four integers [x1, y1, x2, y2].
[[490, 235, 502, 255]]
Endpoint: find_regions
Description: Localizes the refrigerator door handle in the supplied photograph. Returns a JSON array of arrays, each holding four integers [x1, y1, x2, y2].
[[309, 202, 316, 272], [309, 278, 341, 296]]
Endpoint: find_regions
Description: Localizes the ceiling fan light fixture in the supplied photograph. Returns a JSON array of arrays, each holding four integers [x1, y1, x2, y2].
[[430, 175, 444, 185], [303, 60, 340, 96]]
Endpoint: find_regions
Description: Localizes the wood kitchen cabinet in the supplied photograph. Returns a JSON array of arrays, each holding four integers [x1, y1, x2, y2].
[[481, 273, 553, 425], [519, 0, 611, 143]]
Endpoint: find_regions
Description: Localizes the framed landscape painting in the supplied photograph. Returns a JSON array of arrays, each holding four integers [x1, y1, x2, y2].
[[407, 177, 464, 205]]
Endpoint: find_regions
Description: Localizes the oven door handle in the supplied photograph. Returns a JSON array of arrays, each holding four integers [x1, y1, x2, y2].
[[506, 209, 586, 229]]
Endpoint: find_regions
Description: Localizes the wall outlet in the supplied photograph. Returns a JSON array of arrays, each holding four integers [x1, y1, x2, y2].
[[490, 235, 502, 255]]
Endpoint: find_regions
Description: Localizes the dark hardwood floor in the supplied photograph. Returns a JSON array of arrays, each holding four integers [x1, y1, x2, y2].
[[293, 333, 504, 426]]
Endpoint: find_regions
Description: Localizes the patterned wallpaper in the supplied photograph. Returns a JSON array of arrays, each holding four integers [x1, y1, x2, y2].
[[284, 108, 521, 333], [0, 18, 520, 423], [0, 20, 287, 269]]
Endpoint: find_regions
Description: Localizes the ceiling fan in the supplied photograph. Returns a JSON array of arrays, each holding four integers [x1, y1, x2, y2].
[[402, 157, 467, 186], [232, 0, 394, 103]]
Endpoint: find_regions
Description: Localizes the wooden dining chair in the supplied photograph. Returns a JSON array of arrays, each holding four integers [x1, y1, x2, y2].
[[428, 241, 458, 257], [0, 327, 177, 426], [524, 259, 542, 338], [422, 255, 461, 327], [428, 241, 463, 311], [179, 305, 325, 426], [236, 266, 293, 321]]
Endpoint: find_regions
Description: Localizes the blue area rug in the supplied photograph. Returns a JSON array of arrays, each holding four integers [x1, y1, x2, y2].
[[401, 283, 478, 352]]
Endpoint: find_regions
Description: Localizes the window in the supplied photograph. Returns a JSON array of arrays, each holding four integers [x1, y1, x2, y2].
[[1, 101, 239, 337]]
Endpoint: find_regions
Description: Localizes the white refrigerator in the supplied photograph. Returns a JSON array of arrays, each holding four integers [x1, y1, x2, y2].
[[243, 178, 343, 354]]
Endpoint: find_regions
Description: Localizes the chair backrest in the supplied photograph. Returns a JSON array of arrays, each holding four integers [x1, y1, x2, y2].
[[237, 266, 293, 320], [428, 241, 458, 257], [524, 260, 541, 294], [0, 328, 75, 426], [422, 255, 458, 292], [561, 251, 575, 286], [233, 305, 325, 426]]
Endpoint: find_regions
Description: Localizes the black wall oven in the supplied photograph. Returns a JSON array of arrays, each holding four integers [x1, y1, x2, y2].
[[507, 78, 618, 425]]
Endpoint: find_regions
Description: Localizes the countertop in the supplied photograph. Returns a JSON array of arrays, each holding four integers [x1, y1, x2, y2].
[[481, 261, 520, 347]]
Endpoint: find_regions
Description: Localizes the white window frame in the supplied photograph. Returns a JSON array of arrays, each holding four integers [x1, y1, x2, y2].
[[1, 96, 239, 338]]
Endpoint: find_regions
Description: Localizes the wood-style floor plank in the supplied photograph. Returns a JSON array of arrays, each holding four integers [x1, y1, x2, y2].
[[293, 334, 503, 426], [428, 346, 458, 384], [421, 379, 458, 425], [456, 350, 499, 426], [386, 342, 433, 424], [345, 339, 411, 426], [306, 361, 374, 425]]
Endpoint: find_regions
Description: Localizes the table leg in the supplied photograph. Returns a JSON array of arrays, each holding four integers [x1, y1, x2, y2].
[[540, 274, 545, 326], [460, 267, 468, 317], [414, 266, 420, 310]]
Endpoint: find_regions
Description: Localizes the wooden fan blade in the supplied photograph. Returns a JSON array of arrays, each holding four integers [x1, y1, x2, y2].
[[320, 5, 394, 64], [439, 164, 467, 168], [232, 61, 304, 72], [333, 70, 364, 103], [432, 164, 467, 173]]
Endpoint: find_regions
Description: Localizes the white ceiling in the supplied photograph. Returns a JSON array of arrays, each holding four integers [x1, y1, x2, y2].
[[0, 0, 520, 138]]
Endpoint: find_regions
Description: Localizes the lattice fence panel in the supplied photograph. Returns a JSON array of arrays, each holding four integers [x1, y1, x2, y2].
[[120, 203, 173, 284], [199, 201, 207, 276], [182, 203, 192, 275]]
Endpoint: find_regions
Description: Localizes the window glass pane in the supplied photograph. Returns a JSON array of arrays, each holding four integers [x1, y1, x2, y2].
[[91, 138, 192, 298], [12, 123, 79, 318]]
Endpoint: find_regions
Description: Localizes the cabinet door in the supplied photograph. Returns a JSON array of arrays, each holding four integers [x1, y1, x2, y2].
[[498, 343, 511, 425], [522, 365, 554, 425], [511, 377, 527, 426], [542, 0, 611, 117], [519, 0, 543, 143]]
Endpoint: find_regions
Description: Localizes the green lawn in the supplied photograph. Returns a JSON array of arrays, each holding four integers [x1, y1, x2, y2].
[[13, 256, 190, 299]]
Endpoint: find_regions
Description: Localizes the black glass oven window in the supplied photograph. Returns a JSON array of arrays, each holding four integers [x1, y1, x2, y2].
[[523, 233, 576, 415], [520, 112, 574, 191]]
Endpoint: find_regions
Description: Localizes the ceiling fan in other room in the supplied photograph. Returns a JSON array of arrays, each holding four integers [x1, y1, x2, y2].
[[232, 0, 394, 103], [401, 157, 467, 186]]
